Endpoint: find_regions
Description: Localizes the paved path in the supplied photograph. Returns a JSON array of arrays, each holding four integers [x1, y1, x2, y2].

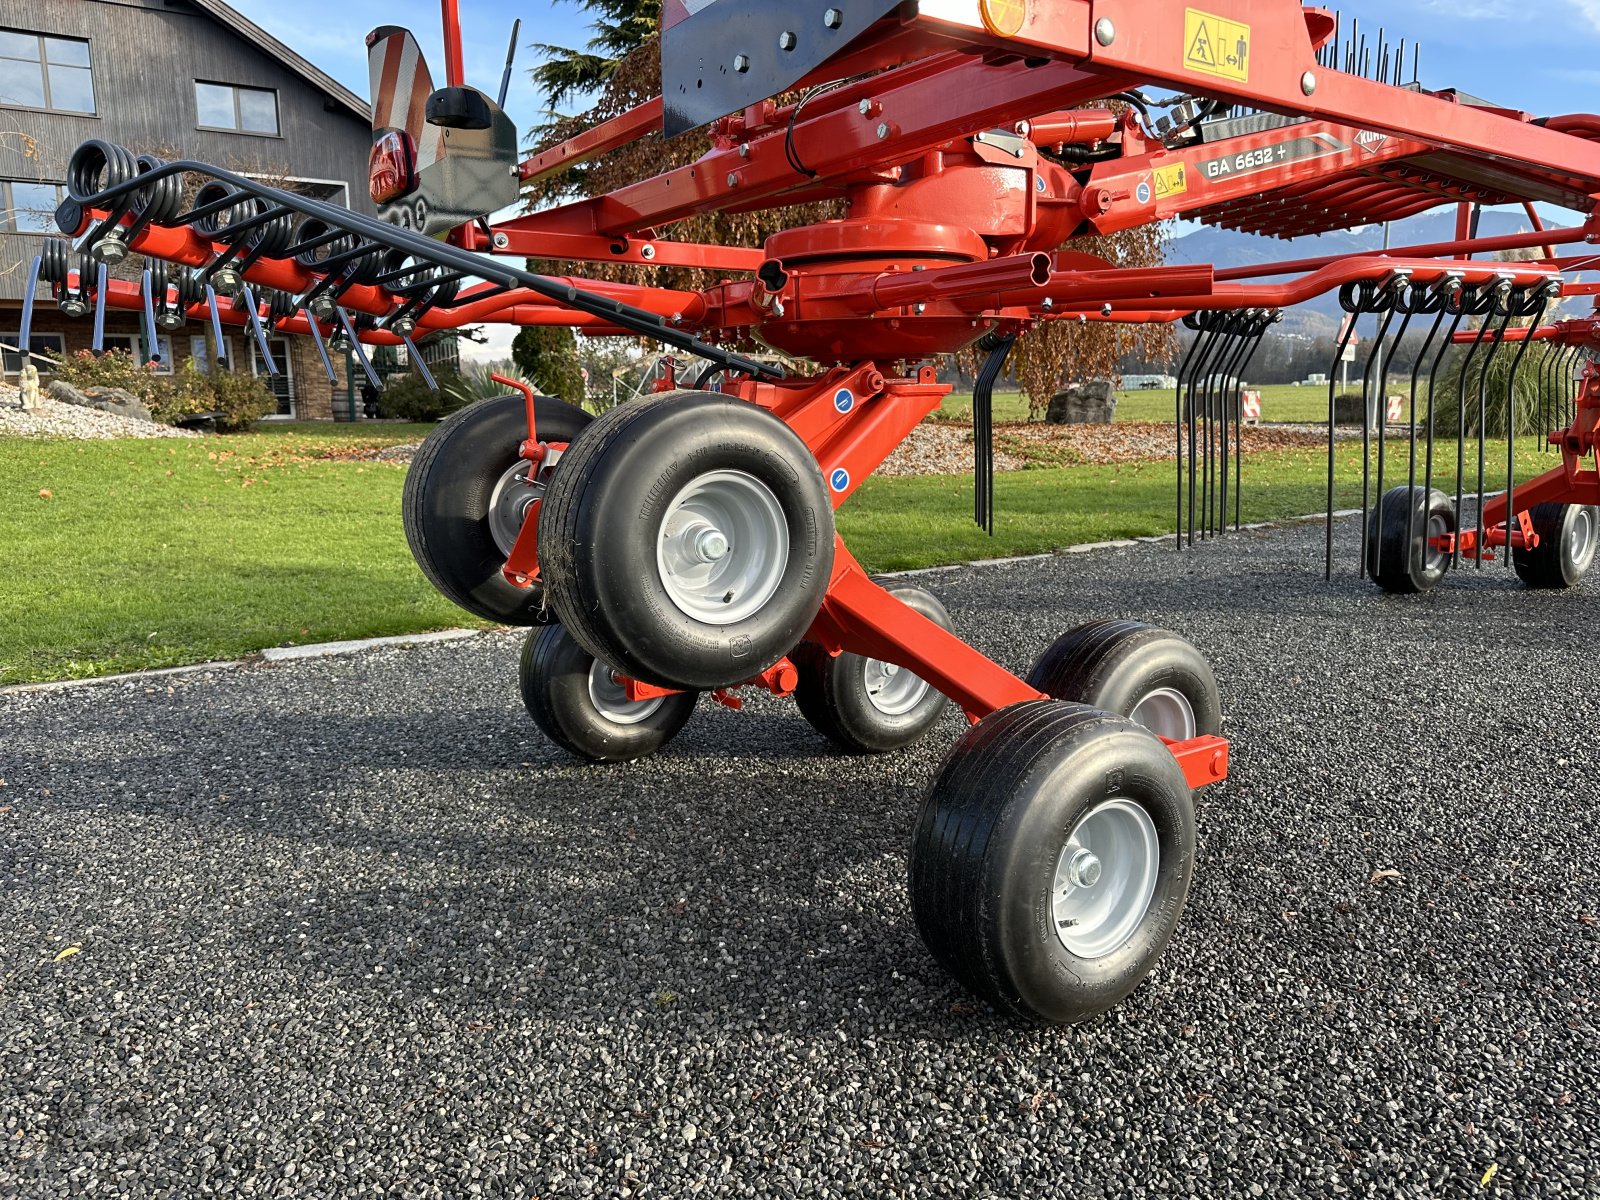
[[3, 521, 1596, 1198]]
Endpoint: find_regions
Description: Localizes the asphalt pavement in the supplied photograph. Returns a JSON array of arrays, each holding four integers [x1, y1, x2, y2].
[[2, 518, 1597, 1198]]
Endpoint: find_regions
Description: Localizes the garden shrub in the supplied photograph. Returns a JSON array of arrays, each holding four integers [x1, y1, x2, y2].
[[50, 349, 275, 431], [376, 367, 467, 422]]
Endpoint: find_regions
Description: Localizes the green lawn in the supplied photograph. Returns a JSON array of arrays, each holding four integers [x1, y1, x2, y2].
[[0, 429, 1555, 685], [934, 384, 1333, 425]]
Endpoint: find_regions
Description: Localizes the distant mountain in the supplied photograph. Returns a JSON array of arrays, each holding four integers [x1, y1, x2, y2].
[[1165, 209, 1543, 334]]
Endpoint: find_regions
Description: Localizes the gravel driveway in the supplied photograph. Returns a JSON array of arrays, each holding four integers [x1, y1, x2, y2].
[[2, 520, 1596, 1198]]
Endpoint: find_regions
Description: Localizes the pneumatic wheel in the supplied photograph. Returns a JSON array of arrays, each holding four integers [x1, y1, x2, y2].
[[519, 624, 697, 763], [909, 701, 1197, 1025], [792, 584, 954, 754], [1026, 620, 1222, 740], [539, 390, 835, 690], [1513, 502, 1599, 589], [403, 392, 591, 625], [1367, 485, 1456, 594]]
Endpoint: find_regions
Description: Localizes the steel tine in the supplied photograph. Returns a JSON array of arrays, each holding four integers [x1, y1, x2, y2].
[[1503, 289, 1550, 569], [1194, 316, 1232, 542], [92, 263, 109, 351], [303, 309, 337, 383], [402, 334, 438, 391], [203, 284, 227, 368], [240, 284, 279, 376], [1174, 323, 1202, 549], [1231, 313, 1273, 530], [1472, 300, 1516, 569], [140, 267, 162, 369], [1358, 303, 1399, 580], [1423, 298, 1465, 528], [1215, 312, 1256, 536], [1374, 293, 1417, 562], [1185, 318, 1220, 548], [1403, 293, 1449, 567], [336, 307, 382, 392], [1326, 300, 1363, 579], [18, 255, 42, 366], [1452, 299, 1494, 568]]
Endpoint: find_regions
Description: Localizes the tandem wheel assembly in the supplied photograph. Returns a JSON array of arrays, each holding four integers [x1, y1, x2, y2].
[[403, 393, 592, 624]]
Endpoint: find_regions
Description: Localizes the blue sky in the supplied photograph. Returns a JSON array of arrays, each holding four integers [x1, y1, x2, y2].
[[224, 0, 1600, 139]]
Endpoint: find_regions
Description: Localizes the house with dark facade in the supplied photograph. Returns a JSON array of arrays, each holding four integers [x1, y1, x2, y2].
[[0, 0, 390, 419]]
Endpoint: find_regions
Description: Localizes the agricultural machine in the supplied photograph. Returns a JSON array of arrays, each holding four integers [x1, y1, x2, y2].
[[25, 1, 1600, 1025]]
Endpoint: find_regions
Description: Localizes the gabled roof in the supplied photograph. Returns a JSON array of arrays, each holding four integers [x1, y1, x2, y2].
[[187, 0, 372, 123]]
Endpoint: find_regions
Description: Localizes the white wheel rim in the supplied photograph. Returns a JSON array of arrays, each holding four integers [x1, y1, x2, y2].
[[1052, 798, 1161, 960], [1128, 687, 1196, 741], [862, 658, 930, 716], [586, 662, 665, 726], [1570, 506, 1596, 566], [487, 459, 541, 559], [656, 470, 789, 626]]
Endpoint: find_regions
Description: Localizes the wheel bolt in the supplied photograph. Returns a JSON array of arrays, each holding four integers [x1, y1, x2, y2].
[[695, 528, 730, 562], [1067, 849, 1102, 888], [881, 663, 899, 676]]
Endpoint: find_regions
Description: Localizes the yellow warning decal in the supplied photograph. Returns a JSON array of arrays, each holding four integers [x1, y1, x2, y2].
[[1184, 8, 1250, 83], [1153, 162, 1189, 200]]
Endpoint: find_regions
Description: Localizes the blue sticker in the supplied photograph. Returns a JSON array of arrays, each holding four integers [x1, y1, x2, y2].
[[1035, 176, 1047, 193], [829, 468, 850, 493], [834, 387, 855, 414], [1136, 181, 1153, 205]]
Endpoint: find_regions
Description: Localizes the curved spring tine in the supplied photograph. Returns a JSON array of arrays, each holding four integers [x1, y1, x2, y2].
[[92, 262, 109, 351], [402, 334, 438, 391], [204, 284, 226, 368], [336, 307, 381, 392], [1325, 312, 1363, 580], [1372, 299, 1419, 563], [19, 255, 41, 358], [1173, 325, 1206, 550], [1231, 313, 1274, 531], [1402, 303, 1450, 565], [1471, 303, 1517, 568], [303, 310, 337, 384], [140, 267, 160, 368], [1502, 291, 1551, 568], [1451, 308, 1496, 569], [1356, 304, 1399, 580], [240, 284, 278, 376]]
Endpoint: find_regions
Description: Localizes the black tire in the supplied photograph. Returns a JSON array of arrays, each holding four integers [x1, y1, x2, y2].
[[1513, 502, 1599, 590], [519, 624, 697, 763], [539, 390, 835, 690], [1366, 485, 1455, 595], [403, 392, 591, 625], [792, 583, 954, 754], [909, 701, 1197, 1025], [1026, 620, 1221, 740]]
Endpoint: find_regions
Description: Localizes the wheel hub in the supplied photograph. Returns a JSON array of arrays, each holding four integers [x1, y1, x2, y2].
[[863, 657, 931, 716], [586, 662, 665, 725], [1128, 687, 1197, 741], [1052, 798, 1161, 960], [1570, 506, 1596, 566], [487, 459, 543, 559], [656, 469, 789, 626]]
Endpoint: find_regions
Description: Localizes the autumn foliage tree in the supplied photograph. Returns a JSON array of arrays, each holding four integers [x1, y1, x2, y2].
[[527, 5, 1171, 416]]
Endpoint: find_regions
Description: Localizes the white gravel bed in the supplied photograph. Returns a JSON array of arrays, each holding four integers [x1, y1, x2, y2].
[[0, 388, 198, 440]]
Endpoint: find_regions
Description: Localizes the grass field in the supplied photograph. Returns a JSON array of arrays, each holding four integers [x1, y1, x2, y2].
[[1, 422, 1556, 685], [933, 384, 1333, 425]]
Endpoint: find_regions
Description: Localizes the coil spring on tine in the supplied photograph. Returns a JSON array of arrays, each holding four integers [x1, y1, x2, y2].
[[175, 267, 207, 307], [291, 218, 354, 269], [130, 154, 185, 225], [65, 139, 139, 203], [39, 237, 70, 284], [265, 289, 296, 325], [191, 181, 253, 239]]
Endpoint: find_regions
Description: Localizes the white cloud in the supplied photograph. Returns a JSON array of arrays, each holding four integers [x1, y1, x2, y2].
[[1572, 0, 1600, 30]]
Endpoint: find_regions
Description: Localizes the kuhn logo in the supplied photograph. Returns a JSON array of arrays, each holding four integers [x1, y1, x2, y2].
[[1355, 130, 1389, 155]]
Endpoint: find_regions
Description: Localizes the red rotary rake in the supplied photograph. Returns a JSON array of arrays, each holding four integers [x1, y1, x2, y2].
[[29, 1, 1600, 1024]]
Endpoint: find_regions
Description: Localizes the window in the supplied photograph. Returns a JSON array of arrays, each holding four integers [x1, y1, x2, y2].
[[1, 179, 63, 233], [196, 82, 279, 136], [0, 30, 94, 114], [101, 332, 173, 374], [2, 331, 63, 374], [251, 336, 295, 417], [189, 334, 237, 373]]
